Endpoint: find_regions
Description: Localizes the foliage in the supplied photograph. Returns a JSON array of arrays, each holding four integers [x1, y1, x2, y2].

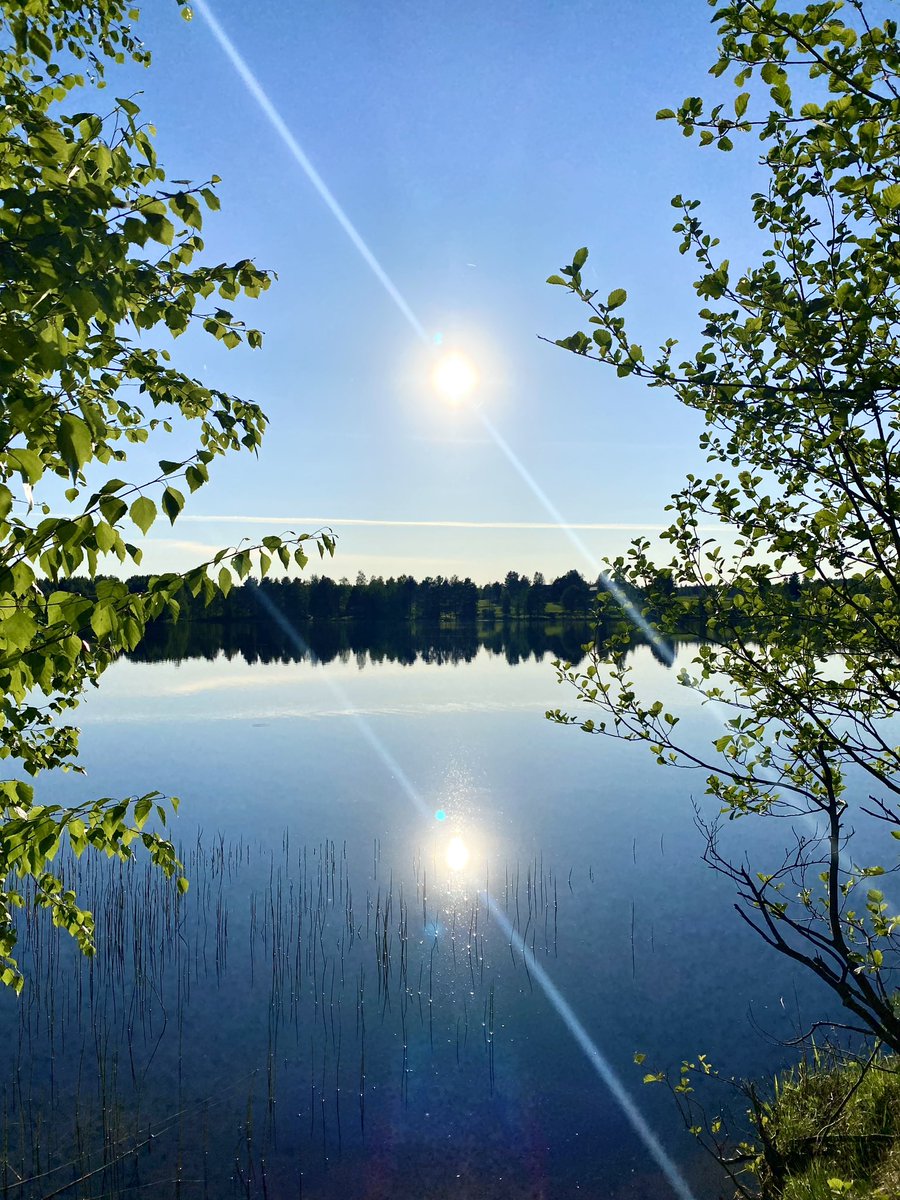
[[0, 0, 330, 990], [763, 1048, 900, 1199], [548, 0, 900, 1050], [640, 1046, 900, 1198]]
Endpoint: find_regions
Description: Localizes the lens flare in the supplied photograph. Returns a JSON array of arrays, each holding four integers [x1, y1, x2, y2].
[[432, 352, 478, 404], [202, 9, 693, 1190], [446, 835, 470, 871]]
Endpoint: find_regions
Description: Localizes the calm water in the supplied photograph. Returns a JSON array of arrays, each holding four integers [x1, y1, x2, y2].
[[0, 629, 837, 1199]]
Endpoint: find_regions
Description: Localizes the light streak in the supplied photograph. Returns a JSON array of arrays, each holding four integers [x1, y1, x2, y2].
[[193, 0, 428, 343], [251, 588, 429, 821], [193, 11, 899, 1151], [249, 593, 696, 1200], [487, 898, 698, 1200], [196, 8, 690, 1190], [195, 0, 674, 666], [476, 409, 674, 662]]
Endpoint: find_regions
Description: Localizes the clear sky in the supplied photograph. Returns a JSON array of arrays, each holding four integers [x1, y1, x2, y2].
[[106, 0, 769, 584]]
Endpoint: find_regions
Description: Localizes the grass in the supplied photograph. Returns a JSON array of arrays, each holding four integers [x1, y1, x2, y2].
[[753, 1048, 900, 1199]]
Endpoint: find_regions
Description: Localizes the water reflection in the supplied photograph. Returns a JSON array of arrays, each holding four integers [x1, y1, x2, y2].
[[128, 617, 684, 670], [0, 831, 595, 1200], [446, 834, 470, 871], [7, 637, 808, 1200]]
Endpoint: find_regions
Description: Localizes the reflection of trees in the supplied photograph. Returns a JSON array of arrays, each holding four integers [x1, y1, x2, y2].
[[127, 617, 686, 670]]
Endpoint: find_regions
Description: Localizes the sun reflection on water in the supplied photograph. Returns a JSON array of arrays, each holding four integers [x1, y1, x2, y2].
[[445, 834, 470, 872]]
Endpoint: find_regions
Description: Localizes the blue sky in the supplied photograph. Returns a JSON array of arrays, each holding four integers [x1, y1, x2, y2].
[[108, 0, 767, 584]]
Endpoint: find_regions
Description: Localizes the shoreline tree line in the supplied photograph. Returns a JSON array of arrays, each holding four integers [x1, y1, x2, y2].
[[45, 565, 828, 632]]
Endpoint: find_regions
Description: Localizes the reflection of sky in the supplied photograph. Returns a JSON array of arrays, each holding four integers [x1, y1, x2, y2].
[[76, 646, 598, 723], [68, 648, 833, 1031], [40, 645, 844, 1194], [81, 642, 713, 722]]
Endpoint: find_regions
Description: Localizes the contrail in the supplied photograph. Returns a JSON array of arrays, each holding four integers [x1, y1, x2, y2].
[[193, 10, 893, 1159], [179, 514, 676, 532], [477, 409, 674, 660]]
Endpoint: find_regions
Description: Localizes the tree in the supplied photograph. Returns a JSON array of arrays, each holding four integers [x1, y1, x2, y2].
[[551, 569, 591, 615], [0, 1, 329, 990], [548, 0, 900, 1051]]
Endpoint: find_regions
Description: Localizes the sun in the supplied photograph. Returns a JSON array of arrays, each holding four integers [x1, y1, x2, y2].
[[432, 351, 478, 404]]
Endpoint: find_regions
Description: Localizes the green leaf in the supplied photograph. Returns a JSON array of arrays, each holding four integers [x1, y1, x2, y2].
[[161, 486, 185, 524], [57, 414, 93, 477], [813, 509, 837, 528], [572, 247, 589, 271], [130, 496, 157, 535], [0, 0, 348, 988], [90, 601, 117, 638], [2, 608, 37, 650], [95, 521, 117, 553], [100, 496, 128, 525], [607, 288, 627, 310], [6, 449, 44, 485]]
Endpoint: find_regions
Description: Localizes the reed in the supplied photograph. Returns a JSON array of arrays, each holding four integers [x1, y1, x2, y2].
[[0, 830, 580, 1197]]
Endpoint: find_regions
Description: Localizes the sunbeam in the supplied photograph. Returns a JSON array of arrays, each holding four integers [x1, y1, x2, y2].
[[248, 587, 697, 1200], [252, 587, 430, 822], [476, 408, 675, 663], [193, 0, 428, 343]]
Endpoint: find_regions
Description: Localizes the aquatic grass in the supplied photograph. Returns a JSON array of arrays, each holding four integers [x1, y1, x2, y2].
[[0, 831, 583, 1197]]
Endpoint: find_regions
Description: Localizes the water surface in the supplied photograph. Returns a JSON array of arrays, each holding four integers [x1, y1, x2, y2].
[[0, 632, 835, 1198]]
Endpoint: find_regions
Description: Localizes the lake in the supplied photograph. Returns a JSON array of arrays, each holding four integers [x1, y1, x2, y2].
[[0, 625, 837, 1199]]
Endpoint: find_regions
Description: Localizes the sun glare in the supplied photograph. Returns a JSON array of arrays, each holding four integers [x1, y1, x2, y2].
[[432, 351, 478, 404], [445, 835, 470, 872]]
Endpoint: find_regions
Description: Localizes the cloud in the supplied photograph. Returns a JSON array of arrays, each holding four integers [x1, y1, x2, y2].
[[178, 515, 680, 531], [143, 538, 224, 555]]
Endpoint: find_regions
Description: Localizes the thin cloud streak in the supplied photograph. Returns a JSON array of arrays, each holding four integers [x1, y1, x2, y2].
[[178, 514, 705, 532]]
